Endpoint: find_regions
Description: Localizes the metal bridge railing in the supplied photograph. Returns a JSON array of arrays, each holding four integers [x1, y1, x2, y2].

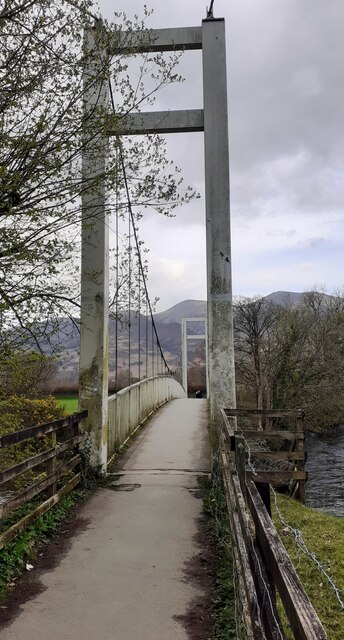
[[107, 375, 186, 460]]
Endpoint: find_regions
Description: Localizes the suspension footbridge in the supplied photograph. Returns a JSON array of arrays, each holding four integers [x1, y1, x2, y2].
[[0, 13, 329, 640]]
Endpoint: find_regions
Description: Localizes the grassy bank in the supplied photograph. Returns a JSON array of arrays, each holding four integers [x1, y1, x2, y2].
[[205, 482, 343, 640], [272, 493, 344, 640]]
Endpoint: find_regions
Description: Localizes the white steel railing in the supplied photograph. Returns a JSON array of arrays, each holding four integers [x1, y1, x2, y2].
[[107, 375, 186, 461]]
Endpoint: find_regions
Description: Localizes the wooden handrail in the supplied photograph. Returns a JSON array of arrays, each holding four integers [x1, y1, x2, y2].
[[224, 408, 304, 418], [246, 480, 327, 640], [0, 411, 87, 447], [220, 408, 328, 640], [0, 435, 81, 486], [0, 410, 88, 549]]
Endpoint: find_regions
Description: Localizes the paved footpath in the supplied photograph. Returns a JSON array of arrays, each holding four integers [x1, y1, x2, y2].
[[0, 399, 210, 640]]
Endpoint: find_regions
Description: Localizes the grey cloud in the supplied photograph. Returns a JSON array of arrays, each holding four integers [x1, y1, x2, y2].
[[228, 0, 344, 169], [101, 0, 344, 228], [306, 237, 328, 248]]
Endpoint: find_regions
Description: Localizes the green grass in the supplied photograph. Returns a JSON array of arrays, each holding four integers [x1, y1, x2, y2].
[[204, 482, 343, 639], [54, 395, 79, 414], [272, 493, 344, 640]]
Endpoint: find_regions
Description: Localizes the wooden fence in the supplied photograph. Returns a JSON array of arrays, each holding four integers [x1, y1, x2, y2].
[[220, 409, 328, 640], [222, 408, 307, 507], [0, 411, 87, 550]]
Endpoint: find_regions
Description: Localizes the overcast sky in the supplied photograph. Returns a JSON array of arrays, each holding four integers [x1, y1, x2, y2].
[[99, 0, 344, 311]]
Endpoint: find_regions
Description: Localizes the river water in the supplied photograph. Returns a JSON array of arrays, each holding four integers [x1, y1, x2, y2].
[[306, 425, 344, 517]]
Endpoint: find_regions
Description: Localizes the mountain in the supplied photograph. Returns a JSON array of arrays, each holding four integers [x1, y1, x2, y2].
[[265, 290, 335, 309], [265, 291, 305, 307], [154, 299, 207, 325], [156, 291, 331, 322], [24, 290, 332, 390]]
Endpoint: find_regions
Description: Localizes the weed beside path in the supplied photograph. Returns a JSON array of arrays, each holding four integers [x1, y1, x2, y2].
[[0, 489, 87, 607], [204, 480, 239, 640]]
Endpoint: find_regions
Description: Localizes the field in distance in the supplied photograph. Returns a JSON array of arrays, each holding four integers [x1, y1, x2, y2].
[[55, 395, 79, 414]]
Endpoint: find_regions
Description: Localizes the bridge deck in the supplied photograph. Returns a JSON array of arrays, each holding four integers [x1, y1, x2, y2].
[[1, 399, 210, 640]]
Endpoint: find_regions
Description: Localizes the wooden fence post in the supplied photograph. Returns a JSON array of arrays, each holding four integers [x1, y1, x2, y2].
[[235, 436, 246, 496], [46, 431, 57, 498], [295, 410, 306, 504]]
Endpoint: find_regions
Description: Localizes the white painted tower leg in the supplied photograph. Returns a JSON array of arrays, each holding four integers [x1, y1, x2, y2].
[[202, 17, 236, 427], [79, 22, 109, 472]]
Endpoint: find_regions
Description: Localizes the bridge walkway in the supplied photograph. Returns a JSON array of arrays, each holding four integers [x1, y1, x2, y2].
[[1, 399, 211, 640]]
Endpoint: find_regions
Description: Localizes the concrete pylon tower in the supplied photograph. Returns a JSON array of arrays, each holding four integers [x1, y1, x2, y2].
[[79, 15, 236, 468]]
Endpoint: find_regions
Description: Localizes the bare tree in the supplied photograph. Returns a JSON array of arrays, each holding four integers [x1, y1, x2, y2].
[[234, 296, 280, 414], [234, 291, 344, 432]]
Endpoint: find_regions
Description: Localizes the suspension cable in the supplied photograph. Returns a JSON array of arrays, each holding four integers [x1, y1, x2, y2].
[[109, 80, 174, 375], [115, 144, 119, 392], [138, 257, 141, 381], [128, 184, 132, 386], [118, 145, 173, 374], [207, 0, 215, 18], [145, 297, 149, 378]]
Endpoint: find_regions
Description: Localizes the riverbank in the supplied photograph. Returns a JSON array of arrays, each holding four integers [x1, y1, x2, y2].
[[272, 493, 344, 640]]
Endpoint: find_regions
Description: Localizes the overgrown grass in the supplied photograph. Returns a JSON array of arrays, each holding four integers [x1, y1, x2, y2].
[[272, 493, 344, 640], [0, 489, 85, 602], [54, 395, 79, 414], [204, 480, 241, 640]]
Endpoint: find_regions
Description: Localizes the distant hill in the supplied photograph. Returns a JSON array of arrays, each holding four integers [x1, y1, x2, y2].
[[153, 291, 334, 325], [155, 291, 332, 323], [24, 290, 333, 390], [265, 291, 305, 307], [154, 299, 207, 325], [265, 290, 333, 308]]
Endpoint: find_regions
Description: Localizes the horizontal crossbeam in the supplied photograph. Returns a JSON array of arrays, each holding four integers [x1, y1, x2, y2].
[[110, 26, 202, 54], [110, 109, 204, 136]]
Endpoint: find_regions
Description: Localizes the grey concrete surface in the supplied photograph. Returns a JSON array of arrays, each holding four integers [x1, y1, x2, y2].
[[0, 399, 210, 640]]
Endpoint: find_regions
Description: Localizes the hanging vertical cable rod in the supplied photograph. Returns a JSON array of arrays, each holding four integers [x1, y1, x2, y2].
[[109, 81, 175, 376]]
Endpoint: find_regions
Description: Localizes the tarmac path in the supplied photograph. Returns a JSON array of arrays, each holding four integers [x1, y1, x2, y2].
[[0, 399, 212, 640]]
